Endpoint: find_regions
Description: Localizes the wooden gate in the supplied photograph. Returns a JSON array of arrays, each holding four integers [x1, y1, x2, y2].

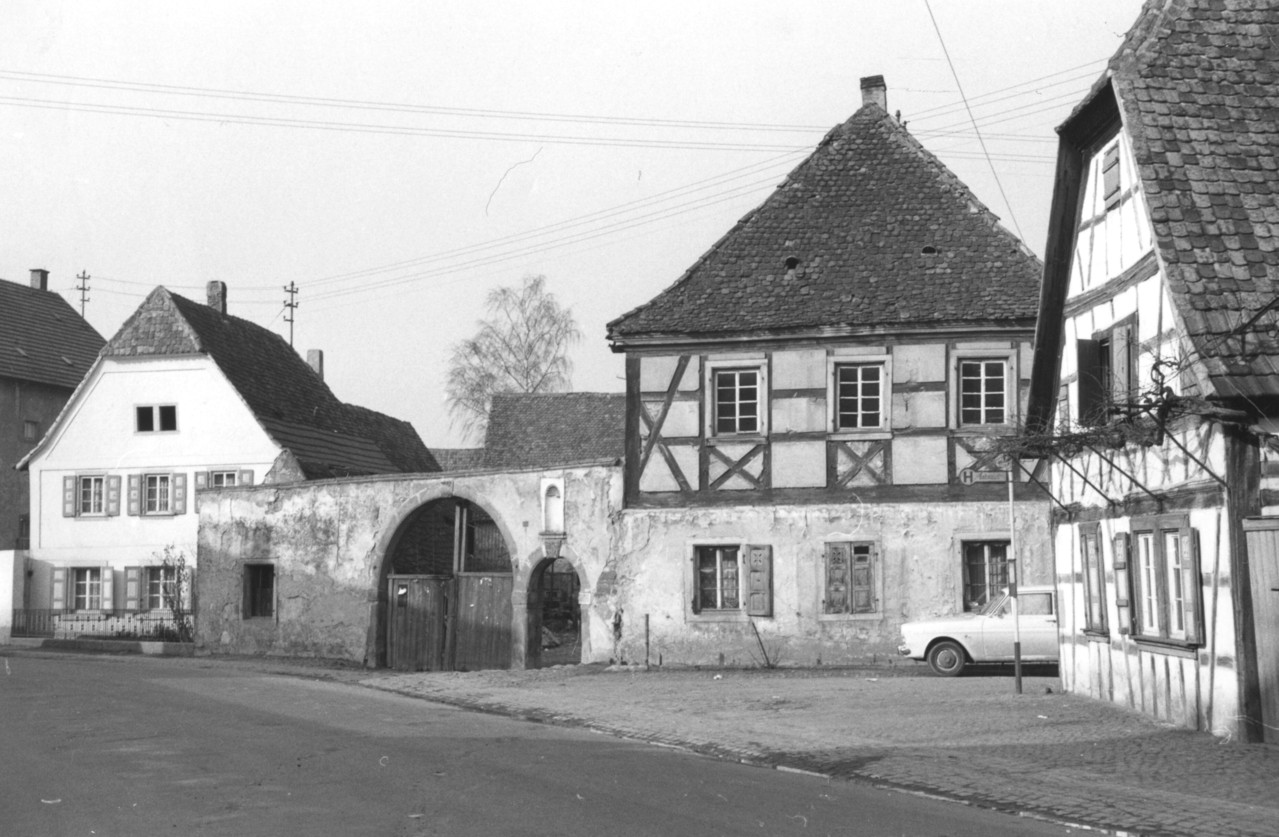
[[387, 575, 449, 671], [1243, 518, 1279, 743], [453, 574, 513, 671]]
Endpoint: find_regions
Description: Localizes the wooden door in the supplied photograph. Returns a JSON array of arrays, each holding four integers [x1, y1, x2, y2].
[[1244, 519, 1279, 743], [452, 574, 513, 671], [387, 575, 449, 672]]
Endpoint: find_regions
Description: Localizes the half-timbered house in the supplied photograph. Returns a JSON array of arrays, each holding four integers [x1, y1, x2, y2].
[[1027, 0, 1279, 741], [604, 76, 1053, 666]]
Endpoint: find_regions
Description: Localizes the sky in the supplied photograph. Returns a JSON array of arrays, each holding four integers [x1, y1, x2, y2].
[[3, 1, 1148, 449]]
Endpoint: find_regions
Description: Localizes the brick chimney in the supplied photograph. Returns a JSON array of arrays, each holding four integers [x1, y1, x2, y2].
[[29, 268, 49, 291], [860, 75, 887, 111], [207, 280, 227, 315], [307, 349, 324, 381]]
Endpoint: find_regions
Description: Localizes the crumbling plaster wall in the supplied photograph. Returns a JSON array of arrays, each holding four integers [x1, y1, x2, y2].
[[608, 499, 1052, 668], [195, 464, 623, 666]]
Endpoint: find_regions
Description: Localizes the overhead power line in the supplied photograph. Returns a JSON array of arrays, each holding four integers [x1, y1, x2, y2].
[[924, 0, 1025, 241]]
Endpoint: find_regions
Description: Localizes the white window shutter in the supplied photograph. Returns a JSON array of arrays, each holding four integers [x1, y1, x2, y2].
[[127, 474, 142, 516], [1181, 529, 1203, 645], [238, 469, 254, 486], [125, 566, 143, 612], [745, 545, 773, 617], [173, 472, 188, 515], [51, 567, 67, 612], [101, 567, 115, 613], [106, 475, 122, 517], [194, 471, 208, 490], [62, 476, 77, 517], [1112, 532, 1132, 635]]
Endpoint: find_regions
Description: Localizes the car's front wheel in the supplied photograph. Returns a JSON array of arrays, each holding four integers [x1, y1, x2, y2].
[[927, 640, 967, 676]]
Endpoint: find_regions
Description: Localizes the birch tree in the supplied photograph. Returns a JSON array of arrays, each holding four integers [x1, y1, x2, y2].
[[446, 274, 581, 442]]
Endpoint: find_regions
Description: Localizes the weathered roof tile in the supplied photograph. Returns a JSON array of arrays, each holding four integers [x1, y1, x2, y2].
[[608, 93, 1042, 342], [0, 278, 103, 388]]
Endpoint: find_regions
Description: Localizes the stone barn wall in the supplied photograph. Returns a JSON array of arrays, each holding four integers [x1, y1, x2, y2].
[[605, 499, 1053, 668], [195, 464, 623, 666]]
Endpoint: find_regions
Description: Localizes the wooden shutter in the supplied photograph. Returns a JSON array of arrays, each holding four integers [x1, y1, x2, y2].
[[1181, 528, 1204, 645], [745, 545, 772, 617], [824, 543, 850, 614], [851, 546, 875, 614], [172, 472, 187, 515], [51, 567, 67, 612], [105, 475, 122, 517], [238, 469, 254, 486], [101, 567, 115, 613], [690, 551, 701, 614], [125, 566, 143, 612], [1112, 324, 1133, 407], [127, 474, 141, 515], [1077, 339, 1103, 425], [194, 471, 208, 490], [1113, 532, 1132, 635], [62, 476, 77, 517]]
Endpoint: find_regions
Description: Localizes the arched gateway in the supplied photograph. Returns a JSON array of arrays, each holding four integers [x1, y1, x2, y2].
[[380, 496, 514, 671]]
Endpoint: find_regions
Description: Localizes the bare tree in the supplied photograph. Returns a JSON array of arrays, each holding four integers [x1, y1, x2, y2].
[[446, 274, 581, 442]]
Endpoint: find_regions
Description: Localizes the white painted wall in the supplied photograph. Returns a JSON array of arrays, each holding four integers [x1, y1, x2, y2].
[[26, 355, 281, 574]]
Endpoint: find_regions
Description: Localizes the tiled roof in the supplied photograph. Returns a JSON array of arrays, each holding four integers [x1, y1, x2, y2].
[[484, 392, 625, 470], [431, 448, 488, 472], [608, 99, 1042, 342], [104, 287, 438, 477], [0, 278, 103, 388], [1104, 0, 1279, 398]]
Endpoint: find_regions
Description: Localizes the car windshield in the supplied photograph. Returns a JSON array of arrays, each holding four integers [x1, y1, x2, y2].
[[979, 592, 1009, 616]]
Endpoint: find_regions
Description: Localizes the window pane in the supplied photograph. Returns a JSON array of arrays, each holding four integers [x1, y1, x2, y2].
[[1138, 533, 1158, 633], [1165, 531, 1185, 637], [136, 406, 154, 432], [158, 405, 177, 431]]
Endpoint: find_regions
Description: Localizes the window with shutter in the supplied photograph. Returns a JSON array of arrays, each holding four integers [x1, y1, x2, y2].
[[1077, 318, 1137, 427], [692, 546, 742, 613], [1128, 517, 1204, 646], [823, 542, 878, 616], [1080, 524, 1108, 634]]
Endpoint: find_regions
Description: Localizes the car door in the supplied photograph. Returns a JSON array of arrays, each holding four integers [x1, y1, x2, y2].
[[1015, 592, 1059, 659]]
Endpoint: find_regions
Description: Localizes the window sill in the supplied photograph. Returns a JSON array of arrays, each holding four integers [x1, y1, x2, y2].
[[829, 430, 891, 442], [1083, 630, 1111, 642], [706, 435, 767, 447], [818, 612, 881, 622], [688, 610, 749, 623], [1131, 637, 1201, 658]]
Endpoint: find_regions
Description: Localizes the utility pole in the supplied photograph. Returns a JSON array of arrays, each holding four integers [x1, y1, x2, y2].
[[75, 270, 91, 317], [283, 281, 299, 347]]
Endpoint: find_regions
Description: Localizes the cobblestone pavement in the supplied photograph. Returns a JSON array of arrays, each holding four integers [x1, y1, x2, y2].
[[348, 663, 1279, 837]]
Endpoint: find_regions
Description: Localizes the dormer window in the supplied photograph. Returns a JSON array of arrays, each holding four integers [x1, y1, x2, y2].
[[137, 405, 177, 433]]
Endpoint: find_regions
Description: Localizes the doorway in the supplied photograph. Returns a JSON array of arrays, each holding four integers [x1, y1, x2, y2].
[[384, 498, 513, 671], [528, 557, 581, 668]]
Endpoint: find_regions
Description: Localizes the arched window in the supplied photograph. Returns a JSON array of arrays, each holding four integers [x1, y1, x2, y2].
[[543, 484, 564, 533]]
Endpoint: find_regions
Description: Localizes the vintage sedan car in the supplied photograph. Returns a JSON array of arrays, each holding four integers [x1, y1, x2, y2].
[[898, 585, 1059, 676]]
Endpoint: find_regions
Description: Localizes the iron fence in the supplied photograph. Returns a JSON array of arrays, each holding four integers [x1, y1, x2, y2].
[[11, 609, 193, 643]]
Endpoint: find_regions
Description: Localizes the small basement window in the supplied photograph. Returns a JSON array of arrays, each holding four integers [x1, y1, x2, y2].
[[244, 564, 276, 619]]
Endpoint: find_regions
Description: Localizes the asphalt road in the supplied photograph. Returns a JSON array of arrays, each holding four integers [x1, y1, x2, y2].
[[1, 653, 1078, 836]]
